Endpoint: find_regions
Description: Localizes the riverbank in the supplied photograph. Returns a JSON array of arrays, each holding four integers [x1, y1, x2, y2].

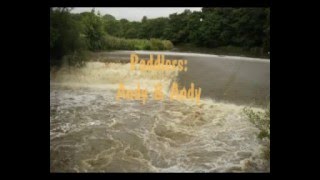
[[173, 44, 269, 59]]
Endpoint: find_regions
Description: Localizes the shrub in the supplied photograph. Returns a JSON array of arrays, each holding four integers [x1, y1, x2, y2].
[[150, 38, 164, 50], [243, 106, 270, 139], [243, 105, 270, 160], [103, 35, 173, 51], [163, 40, 174, 50]]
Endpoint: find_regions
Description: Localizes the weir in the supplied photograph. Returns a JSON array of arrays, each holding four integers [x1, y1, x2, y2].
[[50, 51, 270, 172], [98, 51, 270, 107]]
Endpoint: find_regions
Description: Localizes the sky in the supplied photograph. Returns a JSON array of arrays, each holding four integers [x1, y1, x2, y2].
[[70, 8, 202, 22]]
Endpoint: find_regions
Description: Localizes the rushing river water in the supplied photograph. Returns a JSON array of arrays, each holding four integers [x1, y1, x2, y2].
[[50, 59, 270, 172]]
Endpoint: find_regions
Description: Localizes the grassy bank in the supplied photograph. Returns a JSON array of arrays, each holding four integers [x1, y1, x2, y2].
[[103, 35, 173, 51], [50, 35, 174, 68], [174, 44, 269, 58]]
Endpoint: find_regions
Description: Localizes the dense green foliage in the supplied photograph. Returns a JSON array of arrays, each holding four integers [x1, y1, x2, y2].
[[103, 8, 269, 53], [50, 8, 269, 66], [104, 35, 173, 50], [50, 8, 87, 60], [50, 8, 174, 66]]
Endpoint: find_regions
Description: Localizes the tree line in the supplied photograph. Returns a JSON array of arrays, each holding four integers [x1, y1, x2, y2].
[[50, 8, 269, 66], [103, 8, 269, 52]]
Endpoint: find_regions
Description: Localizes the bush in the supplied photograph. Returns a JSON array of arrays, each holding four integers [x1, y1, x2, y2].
[[163, 40, 174, 50], [103, 35, 173, 50], [243, 106, 270, 139], [50, 8, 86, 60], [150, 38, 164, 50], [243, 105, 270, 160], [143, 43, 151, 50]]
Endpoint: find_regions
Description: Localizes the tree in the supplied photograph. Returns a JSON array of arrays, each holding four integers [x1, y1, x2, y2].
[[102, 14, 120, 36], [50, 8, 85, 60], [80, 9, 105, 50]]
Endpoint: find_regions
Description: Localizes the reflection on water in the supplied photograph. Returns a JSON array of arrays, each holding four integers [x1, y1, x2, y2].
[[50, 62, 269, 172]]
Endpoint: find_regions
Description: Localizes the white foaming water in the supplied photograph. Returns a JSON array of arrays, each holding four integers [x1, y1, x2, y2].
[[107, 50, 270, 62], [50, 62, 269, 172]]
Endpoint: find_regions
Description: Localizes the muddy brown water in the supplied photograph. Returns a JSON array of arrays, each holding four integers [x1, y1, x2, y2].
[[50, 51, 270, 172]]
